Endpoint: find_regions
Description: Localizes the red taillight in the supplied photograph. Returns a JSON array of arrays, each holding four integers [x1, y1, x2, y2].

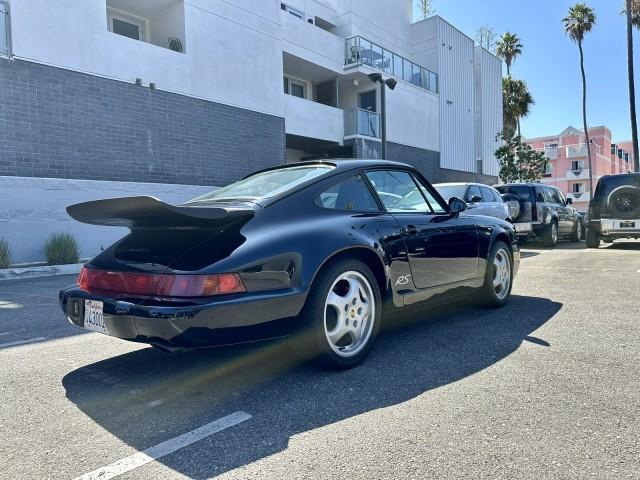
[[77, 267, 245, 297]]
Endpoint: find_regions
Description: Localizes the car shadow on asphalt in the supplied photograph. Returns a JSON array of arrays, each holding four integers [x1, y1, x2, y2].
[[62, 294, 561, 479]]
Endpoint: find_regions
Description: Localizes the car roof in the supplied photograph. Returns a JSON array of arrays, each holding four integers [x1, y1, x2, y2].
[[434, 182, 496, 188], [598, 172, 640, 181], [498, 182, 553, 187], [272, 159, 414, 172]]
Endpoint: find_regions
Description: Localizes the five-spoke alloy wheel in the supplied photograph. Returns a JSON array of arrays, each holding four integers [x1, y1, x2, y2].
[[480, 240, 513, 307]]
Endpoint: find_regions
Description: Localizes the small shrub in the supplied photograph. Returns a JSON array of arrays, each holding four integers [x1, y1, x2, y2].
[[43, 233, 80, 266], [168, 36, 183, 53], [0, 237, 11, 269]]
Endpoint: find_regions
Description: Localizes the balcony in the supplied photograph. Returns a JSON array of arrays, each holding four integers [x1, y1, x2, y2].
[[345, 36, 438, 94], [567, 191, 591, 203], [283, 94, 344, 144], [344, 109, 381, 139], [0, 1, 9, 56], [566, 168, 590, 180]]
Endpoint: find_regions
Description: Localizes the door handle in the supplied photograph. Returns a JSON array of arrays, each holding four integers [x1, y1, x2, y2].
[[403, 225, 418, 236]]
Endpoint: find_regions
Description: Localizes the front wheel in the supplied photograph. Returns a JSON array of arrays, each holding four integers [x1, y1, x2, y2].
[[586, 228, 600, 249], [479, 241, 513, 307], [572, 220, 583, 242], [295, 259, 382, 369], [542, 221, 558, 247]]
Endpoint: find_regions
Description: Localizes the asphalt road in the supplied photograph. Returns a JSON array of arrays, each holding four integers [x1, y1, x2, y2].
[[0, 242, 639, 479]]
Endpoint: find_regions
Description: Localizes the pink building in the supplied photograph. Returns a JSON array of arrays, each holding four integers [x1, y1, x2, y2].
[[525, 126, 635, 211]]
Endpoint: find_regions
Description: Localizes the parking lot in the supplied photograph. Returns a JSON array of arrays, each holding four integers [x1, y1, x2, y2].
[[1, 242, 639, 480]]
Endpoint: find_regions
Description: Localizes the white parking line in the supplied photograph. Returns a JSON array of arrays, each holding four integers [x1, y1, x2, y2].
[[73, 411, 252, 480], [0, 337, 47, 349]]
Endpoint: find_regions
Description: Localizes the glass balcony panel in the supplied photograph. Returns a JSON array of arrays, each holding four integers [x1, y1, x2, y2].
[[393, 56, 403, 79], [346, 36, 359, 65], [345, 109, 380, 138], [429, 71, 438, 93], [382, 49, 393, 75]]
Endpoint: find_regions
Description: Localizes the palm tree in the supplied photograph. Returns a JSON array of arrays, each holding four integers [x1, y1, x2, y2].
[[502, 77, 534, 140], [563, 3, 596, 195], [624, 0, 640, 171], [495, 32, 523, 76]]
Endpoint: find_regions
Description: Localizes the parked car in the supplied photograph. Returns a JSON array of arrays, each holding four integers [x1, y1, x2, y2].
[[434, 183, 511, 221], [495, 183, 582, 247], [585, 173, 640, 248], [60, 160, 520, 370]]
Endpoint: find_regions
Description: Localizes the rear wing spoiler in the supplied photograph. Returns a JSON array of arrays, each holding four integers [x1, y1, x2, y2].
[[66, 196, 257, 229]]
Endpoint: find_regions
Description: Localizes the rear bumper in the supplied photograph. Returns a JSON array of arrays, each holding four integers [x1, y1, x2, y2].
[[59, 286, 308, 349], [589, 219, 640, 239], [513, 221, 545, 238]]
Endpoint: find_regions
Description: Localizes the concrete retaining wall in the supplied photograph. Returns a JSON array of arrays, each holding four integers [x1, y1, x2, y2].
[[1, 176, 212, 264]]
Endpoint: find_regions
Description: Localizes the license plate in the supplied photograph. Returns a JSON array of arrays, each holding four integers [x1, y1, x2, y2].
[[620, 221, 635, 229], [84, 300, 107, 334], [514, 222, 532, 233]]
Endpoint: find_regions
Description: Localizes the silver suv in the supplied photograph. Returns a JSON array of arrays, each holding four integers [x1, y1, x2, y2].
[[434, 183, 511, 220]]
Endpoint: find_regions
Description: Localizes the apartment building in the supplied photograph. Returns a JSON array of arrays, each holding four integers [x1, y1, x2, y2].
[[0, 0, 502, 262], [526, 126, 634, 211]]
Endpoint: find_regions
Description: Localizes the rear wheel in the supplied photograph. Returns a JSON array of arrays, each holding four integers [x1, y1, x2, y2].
[[586, 228, 600, 249], [572, 220, 583, 242], [479, 241, 513, 307], [542, 221, 558, 247], [295, 260, 382, 369]]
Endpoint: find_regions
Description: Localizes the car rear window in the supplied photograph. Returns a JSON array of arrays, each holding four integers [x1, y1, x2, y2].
[[495, 185, 532, 202], [316, 175, 381, 212], [188, 165, 334, 202]]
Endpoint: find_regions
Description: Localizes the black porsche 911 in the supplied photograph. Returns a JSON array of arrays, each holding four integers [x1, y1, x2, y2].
[[60, 160, 520, 369]]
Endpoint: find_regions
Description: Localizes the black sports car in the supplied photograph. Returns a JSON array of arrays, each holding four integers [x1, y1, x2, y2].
[[60, 160, 520, 369]]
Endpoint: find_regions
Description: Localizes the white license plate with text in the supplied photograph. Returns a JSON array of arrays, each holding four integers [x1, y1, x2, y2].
[[84, 300, 108, 334]]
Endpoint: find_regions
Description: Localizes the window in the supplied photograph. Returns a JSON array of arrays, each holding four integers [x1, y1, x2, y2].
[[571, 160, 584, 171], [434, 185, 466, 203], [572, 183, 585, 194], [480, 187, 495, 203], [284, 76, 307, 99], [0, 1, 9, 57], [108, 10, 146, 41], [187, 165, 334, 203], [418, 184, 447, 213], [544, 162, 553, 175], [611, 144, 618, 155], [535, 187, 546, 203], [545, 187, 563, 205], [496, 185, 533, 203], [466, 186, 482, 203], [359, 90, 377, 112], [315, 175, 380, 212], [366, 171, 431, 213]]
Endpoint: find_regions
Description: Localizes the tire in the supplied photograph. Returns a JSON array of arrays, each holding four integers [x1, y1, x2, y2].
[[479, 240, 513, 308], [501, 194, 522, 221], [294, 259, 382, 370], [607, 186, 640, 218], [586, 228, 600, 249], [572, 220, 583, 242], [542, 220, 558, 247]]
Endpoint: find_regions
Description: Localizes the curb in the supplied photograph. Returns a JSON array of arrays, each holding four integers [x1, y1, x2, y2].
[[0, 263, 84, 282]]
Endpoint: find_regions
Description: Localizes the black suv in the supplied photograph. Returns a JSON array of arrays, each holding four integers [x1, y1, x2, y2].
[[495, 183, 582, 247], [585, 173, 640, 248]]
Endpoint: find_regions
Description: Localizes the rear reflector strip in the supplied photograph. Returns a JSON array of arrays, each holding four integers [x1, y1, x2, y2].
[[78, 268, 245, 297]]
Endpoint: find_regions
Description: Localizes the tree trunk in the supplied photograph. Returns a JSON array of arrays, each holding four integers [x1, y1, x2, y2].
[[579, 41, 593, 196], [517, 118, 522, 139], [627, 0, 640, 171]]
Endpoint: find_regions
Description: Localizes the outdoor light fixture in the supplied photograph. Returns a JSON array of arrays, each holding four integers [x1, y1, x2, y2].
[[368, 73, 397, 159]]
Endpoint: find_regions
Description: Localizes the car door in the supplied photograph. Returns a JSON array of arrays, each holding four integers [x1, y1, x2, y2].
[[464, 185, 487, 215], [365, 170, 479, 289], [547, 187, 571, 233], [479, 186, 502, 219]]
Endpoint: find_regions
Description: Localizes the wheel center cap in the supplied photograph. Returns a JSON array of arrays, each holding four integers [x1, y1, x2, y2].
[[350, 309, 356, 318]]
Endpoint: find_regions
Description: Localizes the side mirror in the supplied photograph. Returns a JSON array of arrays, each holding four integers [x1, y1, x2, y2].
[[449, 197, 467, 214], [566, 198, 573, 205], [469, 194, 482, 203]]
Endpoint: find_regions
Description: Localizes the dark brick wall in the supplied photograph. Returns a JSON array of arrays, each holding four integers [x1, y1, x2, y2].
[[386, 142, 498, 185], [0, 58, 285, 186]]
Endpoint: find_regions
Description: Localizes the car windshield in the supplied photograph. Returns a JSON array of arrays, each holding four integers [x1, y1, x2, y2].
[[435, 185, 467, 202], [187, 165, 334, 202]]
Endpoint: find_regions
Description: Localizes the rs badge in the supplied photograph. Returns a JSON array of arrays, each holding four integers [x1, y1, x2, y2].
[[395, 275, 411, 286]]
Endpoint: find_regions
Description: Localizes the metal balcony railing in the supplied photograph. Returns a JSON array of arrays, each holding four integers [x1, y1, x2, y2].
[[0, 1, 10, 57], [344, 108, 381, 138], [345, 35, 438, 94]]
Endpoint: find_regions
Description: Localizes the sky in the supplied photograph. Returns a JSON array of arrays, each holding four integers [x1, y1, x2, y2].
[[417, 0, 638, 142]]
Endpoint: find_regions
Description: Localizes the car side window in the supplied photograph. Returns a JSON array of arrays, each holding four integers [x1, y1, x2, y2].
[[535, 187, 546, 203], [417, 183, 447, 213], [466, 186, 482, 203], [365, 170, 431, 213], [480, 187, 495, 202], [491, 188, 504, 202], [315, 175, 381, 212], [545, 187, 561, 204]]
